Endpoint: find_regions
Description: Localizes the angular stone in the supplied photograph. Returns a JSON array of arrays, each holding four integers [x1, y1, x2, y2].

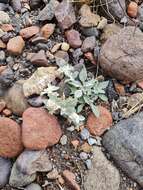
[[0, 157, 12, 188], [103, 111, 143, 187], [55, 1, 76, 30], [23, 67, 61, 97], [84, 146, 120, 190], [22, 107, 62, 149], [30, 50, 48, 67], [0, 11, 10, 24], [79, 4, 100, 27], [81, 36, 96, 52], [86, 106, 113, 136], [63, 170, 80, 190], [38, 0, 59, 21], [100, 26, 143, 83], [41, 23, 55, 39], [65, 29, 82, 48], [4, 81, 29, 116], [0, 117, 23, 158], [9, 150, 52, 187], [20, 26, 40, 39], [7, 36, 25, 55], [11, 0, 21, 12]]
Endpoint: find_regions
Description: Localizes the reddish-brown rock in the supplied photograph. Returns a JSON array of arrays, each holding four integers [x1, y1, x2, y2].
[[1, 24, 14, 32], [86, 106, 113, 136], [65, 29, 82, 48], [30, 50, 48, 67], [127, 2, 138, 18], [22, 107, 62, 150], [63, 170, 80, 190], [7, 36, 25, 55], [0, 100, 6, 113], [41, 23, 55, 39], [20, 26, 40, 39], [0, 117, 23, 158]]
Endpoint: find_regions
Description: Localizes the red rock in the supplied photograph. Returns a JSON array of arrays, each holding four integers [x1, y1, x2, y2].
[[30, 50, 48, 67], [127, 2, 138, 18], [22, 107, 62, 150], [63, 170, 80, 190], [3, 109, 12, 116], [0, 117, 23, 158], [7, 36, 25, 55], [20, 26, 40, 39], [86, 106, 113, 136], [0, 100, 6, 113], [84, 52, 96, 65], [1, 24, 14, 32], [65, 29, 82, 48], [41, 23, 55, 39]]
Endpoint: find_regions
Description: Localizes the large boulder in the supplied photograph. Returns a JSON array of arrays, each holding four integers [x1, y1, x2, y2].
[[84, 146, 120, 190], [103, 111, 143, 187], [99, 26, 143, 83]]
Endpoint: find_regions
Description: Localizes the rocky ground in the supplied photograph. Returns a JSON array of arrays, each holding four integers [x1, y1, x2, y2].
[[0, 0, 143, 190]]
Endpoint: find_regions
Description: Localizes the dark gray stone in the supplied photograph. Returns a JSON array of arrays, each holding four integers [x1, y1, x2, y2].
[[103, 111, 143, 187], [0, 157, 12, 188]]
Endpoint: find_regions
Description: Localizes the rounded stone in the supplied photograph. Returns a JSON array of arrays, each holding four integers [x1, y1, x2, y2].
[[24, 183, 42, 190], [22, 107, 62, 149], [99, 26, 143, 83], [86, 106, 113, 136], [0, 117, 23, 158]]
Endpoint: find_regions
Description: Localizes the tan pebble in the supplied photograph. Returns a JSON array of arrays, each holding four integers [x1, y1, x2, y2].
[[0, 39, 6, 49], [0, 65, 7, 74], [41, 23, 55, 39], [71, 140, 79, 149], [0, 100, 6, 113], [61, 42, 70, 51], [80, 142, 92, 153], [20, 26, 40, 39], [58, 175, 65, 185], [51, 43, 61, 53], [127, 1, 138, 18], [1, 24, 14, 32]]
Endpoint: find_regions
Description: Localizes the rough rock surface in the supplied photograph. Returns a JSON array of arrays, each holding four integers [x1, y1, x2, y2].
[[9, 150, 52, 187], [22, 107, 62, 149], [103, 111, 143, 187], [100, 26, 143, 83], [0, 117, 23, 158], [0, 157, 12, 188], [4, 81, 29, 116], [84, 146, 120, 190]]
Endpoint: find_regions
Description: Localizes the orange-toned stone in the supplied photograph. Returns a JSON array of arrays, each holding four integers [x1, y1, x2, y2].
[[41, 24, 55, 39], [86, 106, 113, 136], [0, 100, 6, 113], [3, 109, 12, 116], [1, 24, 14, 32], [0, 66, 7, 74], [114, 82, 125, 95], [0, 39, 6, 49], [63, 170, 80, 190], [58, 175, 65, 185], [22, 107, 62, 150], [80, 142, 92, 153], [71, 140, 79, 149], [7, 36, 25, 55], [127, 2, 138, 18], [137, 80, 143, 89], [20, 26, 40, 39], [0, 117, 23, 158]]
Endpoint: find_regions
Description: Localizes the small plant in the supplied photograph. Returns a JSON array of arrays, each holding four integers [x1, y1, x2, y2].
[[41, 62, 108, 126]]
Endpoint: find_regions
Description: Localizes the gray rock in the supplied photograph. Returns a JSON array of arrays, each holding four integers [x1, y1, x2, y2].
[[38, 0, 59, 21], [0, 50, 5, 63], [85, 159, 92, 170], [0, 157, 12, 188], [80, 128, 90, 140], [0, 67, 14, 89], [100, 26, 143, 83], [84, 146, 120, 190], [24, 183, 42, 190], [98, 0, 125, 21], [30, 0, 42, 9], [4, 81, 29, 116], [81, 27, 99, 37], [11, 0, 21, 12], [60, 135, 68, 145], [81, 36, 96, 52], [79, 152, 88, 160], [0, 3, 8, 11], [27, 96, 43, 107], [9, 150, 52, 187], [0, 11, 10, 24], [55, 1, 76, 30], [103, 111, 143, 187]]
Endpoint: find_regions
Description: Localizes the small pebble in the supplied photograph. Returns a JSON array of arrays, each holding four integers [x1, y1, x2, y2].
[[79, 152, 88, 160], [67, 126, 75, 132], [87, 137, 97, 145], [61, 42, 70, 51], [60, 135, 68, 145], [80, 128, 90, 140], [85, 159, 92, 169]]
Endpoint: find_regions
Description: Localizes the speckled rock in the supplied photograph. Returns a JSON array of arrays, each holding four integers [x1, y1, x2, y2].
[[22, 107, 62, 149], [9, 150, 52, 187]]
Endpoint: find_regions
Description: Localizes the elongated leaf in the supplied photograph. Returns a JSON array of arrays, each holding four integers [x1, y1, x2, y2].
[[91, 104, 100, 117], [99, 94, 108, 101], [79, 66, 87, 82]]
